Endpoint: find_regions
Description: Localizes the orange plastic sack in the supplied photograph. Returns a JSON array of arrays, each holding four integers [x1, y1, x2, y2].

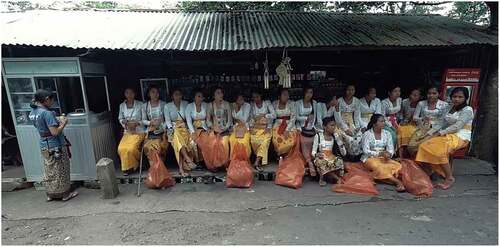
[[226, 143, 254, 188], [400, 159, 433, 197], [332, 162, 379, 196], [145, 151, 175, 189], [275, 135, 305, 189], [199, 131, 230, 172]]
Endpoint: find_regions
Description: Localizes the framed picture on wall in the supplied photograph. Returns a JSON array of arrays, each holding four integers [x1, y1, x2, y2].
[[139, 78, 169, 102], [440, 82, 479, 110]]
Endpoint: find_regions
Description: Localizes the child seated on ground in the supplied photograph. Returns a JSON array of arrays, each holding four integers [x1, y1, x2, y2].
[[312, 117, 347, 186]]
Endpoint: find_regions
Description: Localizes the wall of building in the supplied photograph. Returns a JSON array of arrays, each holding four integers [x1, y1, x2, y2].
[[2, 45, 495, 164]]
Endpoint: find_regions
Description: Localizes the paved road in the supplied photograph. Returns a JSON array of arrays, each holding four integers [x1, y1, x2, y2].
[[2, 159, 498, 245]]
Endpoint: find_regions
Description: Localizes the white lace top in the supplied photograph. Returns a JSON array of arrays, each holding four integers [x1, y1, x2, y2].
[[381, 97, 402, 127], [295, 99, 318, 130], [359, 97, 382, 128], [207, 100, 233, 132], [316, 103, 343, 132], [272, 100, 296, 131], [413, 100, 449, 130], [337, 97, 362, 130], [360, 129, 394, 162], [164, 100, 189, 129], [118, 100, 146, 133], [185, 102, 209, 134], [250, 100, 276, 129], [143, 100, 167, 131], [400, 98, 418, 123], [438, 106, 474, 141], [312, 132, 346, 157], [232, 102, 251, 129]]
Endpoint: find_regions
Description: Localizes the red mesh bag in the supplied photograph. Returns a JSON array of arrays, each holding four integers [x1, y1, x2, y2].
[[226, 143, 254, 188], [332, 162, 379, 196], [400, 159, 433, 197], [275, 135, 305, 189], [145, 152, 175, 189], [198, 131, 229, 172]]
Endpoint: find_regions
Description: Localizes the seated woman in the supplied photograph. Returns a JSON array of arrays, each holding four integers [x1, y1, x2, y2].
[[312, 117, 347, 186], [249, 90, 276, 171], [413, 86, 449, 137], [230, 93, 252, 160], [165, 88, 196, 176], [396, 88, 421, 158], [117, 88, 146, 176], [295, 85, 319, 176], [272, 88, 297, 158], [316, 93, 343, 132], [336, 84, 364, 159], [380, 85, 402, 146], [142, 86, 168, 164], [206, 87, 233, 169], [359, 87, 382, 131], [185, 89, 209, 164], [415, 87, 474, 190], [361, 114, 405, 192], [337, 84, 362, 136]]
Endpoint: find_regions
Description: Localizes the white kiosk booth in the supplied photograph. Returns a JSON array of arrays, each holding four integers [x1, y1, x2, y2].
[[2, 57, 117, 182]]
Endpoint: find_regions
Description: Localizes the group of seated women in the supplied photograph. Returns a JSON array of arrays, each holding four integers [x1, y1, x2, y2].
[[116, 83, 474, 191]]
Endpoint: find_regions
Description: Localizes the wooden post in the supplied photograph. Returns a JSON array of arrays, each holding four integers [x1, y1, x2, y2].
[[96, 158, 119, 199]]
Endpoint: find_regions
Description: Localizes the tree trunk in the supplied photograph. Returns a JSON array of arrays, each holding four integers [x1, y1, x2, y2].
[[486, 2, 498, 30], [471, 52, 498, 169]]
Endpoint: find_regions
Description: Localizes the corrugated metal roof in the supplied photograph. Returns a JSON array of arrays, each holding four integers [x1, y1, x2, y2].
[[2, 10, 497, 51]]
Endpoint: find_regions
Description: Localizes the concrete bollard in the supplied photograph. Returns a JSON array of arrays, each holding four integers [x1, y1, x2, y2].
[[96, 158, 119, 199]]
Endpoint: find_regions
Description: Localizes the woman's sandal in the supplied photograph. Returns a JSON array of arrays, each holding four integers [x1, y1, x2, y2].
[[62, 191, 79, 201], [436, 178, 455, 190], [396, 184, 406, 192], [46, 197, 54, 202], [255, 165, 264, 172], [319, 180, 327, 187]]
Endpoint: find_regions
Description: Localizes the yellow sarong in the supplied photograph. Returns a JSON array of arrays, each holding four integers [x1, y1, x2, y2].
[[415, 133, 469, 177], [143, 133, 169, 161], [251, 128, 272, 165], [364, 157, 402, 180], [191, 120, 206, 162], [397, 123, 417, 148], [172, 120, 195, 170], [229, 123, 251, 160], [118, 132, 145, 171], [272, 127, 296, 156]]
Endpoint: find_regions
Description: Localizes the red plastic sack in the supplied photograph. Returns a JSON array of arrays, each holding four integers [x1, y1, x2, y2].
[[275, 135, 305, 189], [226, 143, 254, 188], [332, 162, 379, 196], [145, 151, 175, 189], [199, 131, 230, 172], [400, 159, 433, 197]]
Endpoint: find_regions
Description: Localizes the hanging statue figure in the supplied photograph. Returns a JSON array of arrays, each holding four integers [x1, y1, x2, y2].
[[276, 56, 293, 88]]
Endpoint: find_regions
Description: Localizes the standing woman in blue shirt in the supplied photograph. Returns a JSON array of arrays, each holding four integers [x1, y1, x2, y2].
[[29, 89, 78, 202]]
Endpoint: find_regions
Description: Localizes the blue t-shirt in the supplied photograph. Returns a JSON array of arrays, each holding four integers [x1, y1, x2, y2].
[[29, 107, 66, 149]]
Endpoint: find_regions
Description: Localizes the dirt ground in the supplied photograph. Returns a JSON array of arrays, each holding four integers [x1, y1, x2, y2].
[[2, 159, 498, 245]]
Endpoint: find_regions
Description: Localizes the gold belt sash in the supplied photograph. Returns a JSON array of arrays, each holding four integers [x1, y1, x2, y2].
[[341, 112, 355, 128], [175, 120, 186, 129], [193, 120, 204, 129], [463, 124, 472, 130]]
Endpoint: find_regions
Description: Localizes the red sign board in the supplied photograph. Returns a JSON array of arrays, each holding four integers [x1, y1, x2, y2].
[[443, 68, 481, 83]]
